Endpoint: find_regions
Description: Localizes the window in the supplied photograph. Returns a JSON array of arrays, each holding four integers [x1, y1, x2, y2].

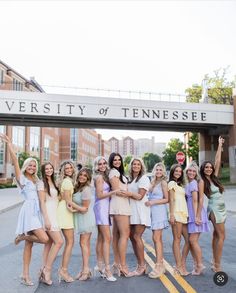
[[30, 127, 40, 153], [12, 126, 25, 148], [70, 128, 78, 161], [13, 78, 23, 91], [44, 137, 50, 161]]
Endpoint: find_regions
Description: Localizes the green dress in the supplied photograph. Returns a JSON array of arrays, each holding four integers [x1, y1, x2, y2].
[[73, 186, 96, 234], [207, 184, 226, 224]]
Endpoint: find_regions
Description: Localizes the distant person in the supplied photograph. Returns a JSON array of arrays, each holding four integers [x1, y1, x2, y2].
[[0, 133, 49, 286], [77, 163, 82, 171], [145, 162, 169, 278], [127, 158, 150, 276], [168, 163, 189, 276], [199, 136, 226, 272], [57, 160, 77, 283], [38, 162, 64, 285], [185, 161, 210, 275], [93, 156, 117, 281]]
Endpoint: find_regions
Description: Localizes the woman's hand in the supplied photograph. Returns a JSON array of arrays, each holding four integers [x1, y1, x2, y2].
[[195, 216, 202, 226], [169, 214, 176, 225], [44, 220, 51, 231], [67, 203, 76, 212], [145, 200, 153, 207], [0, 133, 11, 144]]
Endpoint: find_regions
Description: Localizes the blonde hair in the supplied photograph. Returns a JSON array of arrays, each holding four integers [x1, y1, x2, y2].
[[93, 156, 110, 184], [21, 157, 39, 181], [150, 162, 167, 192], [57, 160, 77, 190], [128, 157, 146, 183], [185, 161, 200, 182]]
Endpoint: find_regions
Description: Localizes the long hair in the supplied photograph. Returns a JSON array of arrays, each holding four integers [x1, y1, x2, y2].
[[169, 163, 184, 186], [200, 160, 224, 197], [185, 161, 200, 182], [41, 162, 59, 196], [57, 160, 77, 190], [150, 162, 167, 192], [74, 167, 92, 193], [93, 156, 110, 185], [21, 157, 39, 181], [128, 157, 146, 183], [108, 152, 126, 184]]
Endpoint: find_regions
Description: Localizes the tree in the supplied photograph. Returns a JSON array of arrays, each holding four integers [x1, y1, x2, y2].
[[186, 67, 234, 104], [162, 138, 185, 169], [18, 152, 41, 177], [186, 133, 199, 163], [142, 152, 161, 172], [123, 155, 133, 174]]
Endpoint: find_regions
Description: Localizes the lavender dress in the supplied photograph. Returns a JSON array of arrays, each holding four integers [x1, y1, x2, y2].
[[185, 180, 210, 233], [94, 181, 111, 225]]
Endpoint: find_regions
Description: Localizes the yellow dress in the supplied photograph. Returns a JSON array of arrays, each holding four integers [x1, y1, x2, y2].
[[57, 177, 74, 229], [168, 181, 188, 224]]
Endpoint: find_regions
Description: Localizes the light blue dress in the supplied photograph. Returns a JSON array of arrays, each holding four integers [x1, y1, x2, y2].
[[148, 183, 169, 230], [73, 186, 96, 234], [16, 175, 43, 235], [207, 184, 226, 224]]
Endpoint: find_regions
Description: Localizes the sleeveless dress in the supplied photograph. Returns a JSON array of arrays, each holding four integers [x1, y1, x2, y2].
[[207, 184, 226, 224], [148, 182, 169, 230], [168, 181, 188, 224], [185, 180, 210, 233], [57, 177, 74, 229], [37, 180, 60, 231], [73, 186, 96, 234], [15, 175, 43, 235], [94, 180, 111, 225], [109, 168, 131, 216], [128, 175, 151, 226]]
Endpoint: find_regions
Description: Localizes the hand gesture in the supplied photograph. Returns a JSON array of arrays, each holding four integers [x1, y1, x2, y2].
[[218, 136, 224, 148], [0, 133, 11, 144]]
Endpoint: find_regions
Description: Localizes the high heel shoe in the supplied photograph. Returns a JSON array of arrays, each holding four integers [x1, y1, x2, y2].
[[133, 263, 148, 276], [40, 267, 53, 286], [148, 263, 166, 279], [173, 266, 190, 276], [191, 264, 206, 275], [20, 276, 34, 286], [77, 269, 92, 281], [119, 265, 135, 278], [58, 268, 74, 283], [94, 262, 104, 277], [111, 263, 121, 277], [15, 234, 25, 245], [211, 262, 222, 273], [102, 266, 117, 282]]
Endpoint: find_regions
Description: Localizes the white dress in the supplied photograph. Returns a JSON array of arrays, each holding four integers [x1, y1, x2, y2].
[[128, 175, 151, 226]]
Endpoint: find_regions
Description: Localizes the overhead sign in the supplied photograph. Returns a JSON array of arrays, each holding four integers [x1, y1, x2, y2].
[[176, 151, 185, 165]]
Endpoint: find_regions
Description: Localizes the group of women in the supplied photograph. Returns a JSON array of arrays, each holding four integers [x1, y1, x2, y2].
[[0, 133, 226, 287]]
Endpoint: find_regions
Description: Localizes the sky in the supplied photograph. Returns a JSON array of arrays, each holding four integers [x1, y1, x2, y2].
[[1, 0, 236, 142]]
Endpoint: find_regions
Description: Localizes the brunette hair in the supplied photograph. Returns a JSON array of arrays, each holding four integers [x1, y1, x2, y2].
[[41, 162, 59, 196], [128, 157, 146, 183], [108, 152, 127, 184], [200, 161, 224, 197], [169, 163, 184, 186], [74, 167, 92, 193]]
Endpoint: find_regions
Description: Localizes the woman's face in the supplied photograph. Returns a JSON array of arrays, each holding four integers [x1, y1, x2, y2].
[[98, 159, 107, 172], [45, 164, 54, 177], [132, 160, 141, 174], [155, 166, 163, 178], [173, 166, 182, 180], [78, 171, 88, 184], [64, 163, 74, 177], [204, 163, 213, 176], [187, 167, 197, 180], [113, 155, 122, 168], [25, 161, 37, 175]]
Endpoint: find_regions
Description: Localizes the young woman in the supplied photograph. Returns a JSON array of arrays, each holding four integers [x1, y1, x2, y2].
[[128, 158, 150, 276], [168, 163, 189, 276], [38, 162, 64, 285], [199, 136, 226, 272], [185, 161, 210, 275], [145, 162, 169, 278], [108, 152, 133, 277], [71, 168, 95, 281], [57, 160, 77, 283], [0, 133, 49, 286], [93, 156, 117, 281]]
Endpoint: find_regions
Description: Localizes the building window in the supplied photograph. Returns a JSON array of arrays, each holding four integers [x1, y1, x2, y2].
[[44, 137, 50, 161], [13, 78, 23, 91], [12, 126, 25, 148], [0, 70, 4, 85], [30, 127, 40, 153], [70, 128, 78, 161]]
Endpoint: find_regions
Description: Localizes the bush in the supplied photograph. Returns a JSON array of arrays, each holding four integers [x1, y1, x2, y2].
[[0, 183, 17, 189]]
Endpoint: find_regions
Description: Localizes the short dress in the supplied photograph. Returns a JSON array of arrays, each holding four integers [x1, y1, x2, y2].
[[109, 168, 131, 216], [185, 180, 210, 233], [148, 182, 169, 230], [37, 180, 60, 231], [15, 175, 43, 235], [57, 177, 74, 229], [207, 184, 226, 224], [73, 186, 96, 234], [129, 175, 151, 226], [94, 179, 111, 225], [168, 180, 188, 224]]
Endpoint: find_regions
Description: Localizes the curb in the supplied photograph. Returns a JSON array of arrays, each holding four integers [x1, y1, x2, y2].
[[0, 201, 23, 214]]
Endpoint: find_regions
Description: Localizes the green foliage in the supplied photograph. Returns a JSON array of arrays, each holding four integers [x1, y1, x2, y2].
[[187, 133, 199, 163], [162, 138, 185, 169], [142, 152, 161, 172], [123, 155, 133, 174], [185, 67, 234, 104], [18, 152, 41, 177]]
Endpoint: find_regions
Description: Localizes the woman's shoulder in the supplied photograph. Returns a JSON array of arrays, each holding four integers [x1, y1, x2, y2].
[[109, 168, 120, 178]]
